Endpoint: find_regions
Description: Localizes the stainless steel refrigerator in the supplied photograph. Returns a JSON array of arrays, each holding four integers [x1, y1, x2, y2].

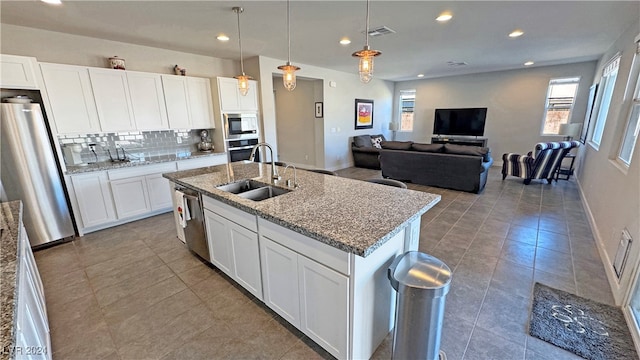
[[1, 102, 76, 247]]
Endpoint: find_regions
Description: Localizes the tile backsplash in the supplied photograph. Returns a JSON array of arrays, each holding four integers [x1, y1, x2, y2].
[[58, 129, 214, 164]]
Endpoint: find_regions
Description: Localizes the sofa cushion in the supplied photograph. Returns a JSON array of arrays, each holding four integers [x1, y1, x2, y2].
[[444, 144, 491, 162], [412, 143, 444, 153], [371, 136, 383, 149], [381, 141, 414, 150], [353, 135, 372, 148]]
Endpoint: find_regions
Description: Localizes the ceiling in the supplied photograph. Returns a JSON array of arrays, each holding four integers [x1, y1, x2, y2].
[[1, 1, 638, 81]]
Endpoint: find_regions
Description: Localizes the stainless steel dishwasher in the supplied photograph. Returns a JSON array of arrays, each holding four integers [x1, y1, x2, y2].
[[177, 187, 210, 262]]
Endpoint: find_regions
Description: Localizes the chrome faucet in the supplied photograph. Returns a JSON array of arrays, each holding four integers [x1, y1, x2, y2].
[[282, 164, 298, 188], [248, 142, 281, 181]]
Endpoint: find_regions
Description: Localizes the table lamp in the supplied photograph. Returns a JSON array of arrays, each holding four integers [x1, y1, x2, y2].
[[389, 122, 399, 141], [559, 123, 582, 141]]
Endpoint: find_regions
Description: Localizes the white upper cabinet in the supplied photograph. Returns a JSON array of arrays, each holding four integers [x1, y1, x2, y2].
[[0, 54, 39, 89], [126, 71, 169, 130], [88, 68, 136, 132], [40, 61, 215, 133], [161, 75, 215, 129], [217, 77, 258, 113], [40, 63, 101, 134], [187, 77, 215, 129], [161, 75, 191, 129]]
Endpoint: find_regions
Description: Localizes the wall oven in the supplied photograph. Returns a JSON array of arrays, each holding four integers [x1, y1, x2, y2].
[[227, 138, 260, 162], [224, 113, 258, 139]]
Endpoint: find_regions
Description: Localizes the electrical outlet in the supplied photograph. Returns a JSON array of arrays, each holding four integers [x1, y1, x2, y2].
[[89, 143, 96, 151]]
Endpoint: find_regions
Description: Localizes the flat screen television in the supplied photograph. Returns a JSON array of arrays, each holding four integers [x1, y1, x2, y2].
[[433, 108, 487, 136]]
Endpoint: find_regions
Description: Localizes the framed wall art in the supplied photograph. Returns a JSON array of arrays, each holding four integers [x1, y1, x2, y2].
[[354, 99, 374, 129]]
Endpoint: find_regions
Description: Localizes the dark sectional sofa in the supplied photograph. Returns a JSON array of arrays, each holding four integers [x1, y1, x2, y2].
[[351, 135, 493, 193], [351, 134, 386, 169]]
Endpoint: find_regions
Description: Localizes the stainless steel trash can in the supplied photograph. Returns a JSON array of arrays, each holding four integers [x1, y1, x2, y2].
[[388, 251, 452, 360]]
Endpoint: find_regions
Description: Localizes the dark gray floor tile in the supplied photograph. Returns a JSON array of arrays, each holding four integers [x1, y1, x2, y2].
[[533, 269, 575, 294], [440, 317, 474, 360], [535, 248, 574, 280], [476, 287, 531, 344], [444, 279, 486, 324], [464, 327, 526, 360], [536, 230, 571, 254], [490, 258, 534, 299], [500, 240, 536, 268], [506, 224, 538, 245], [430, 242, 468, 269]]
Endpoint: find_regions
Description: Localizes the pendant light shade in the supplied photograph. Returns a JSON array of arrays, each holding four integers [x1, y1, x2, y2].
[[277, 0, 300, 91], [352, 0, 381, 84], [233, 7, 252, 96]]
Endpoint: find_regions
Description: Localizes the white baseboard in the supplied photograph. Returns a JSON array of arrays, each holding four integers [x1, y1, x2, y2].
[[576, 177, 623, 305]]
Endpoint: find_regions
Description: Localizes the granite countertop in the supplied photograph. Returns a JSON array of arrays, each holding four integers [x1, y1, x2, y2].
[[66, 151, 226, 174], [0, 201, 22, 360], [164, 162, 441, 257]]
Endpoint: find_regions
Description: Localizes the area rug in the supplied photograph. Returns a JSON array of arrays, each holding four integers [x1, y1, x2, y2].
[[529, 282, 637, 360]]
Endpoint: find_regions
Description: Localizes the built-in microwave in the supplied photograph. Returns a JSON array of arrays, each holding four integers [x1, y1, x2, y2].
[[224, 113, 258, 137]]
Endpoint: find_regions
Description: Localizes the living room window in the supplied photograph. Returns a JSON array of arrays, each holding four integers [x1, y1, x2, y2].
[[590, 54, 621, 149], [399, 90, 415, 132], [617, 39, 640, 166], [541, 77, 580, 135]]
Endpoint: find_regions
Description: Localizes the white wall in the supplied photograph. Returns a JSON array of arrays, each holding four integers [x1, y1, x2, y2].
[[246, 56, 394, 170], [273, 76, 317, 166], [576, 20, 640, 305], [393, 62, 597, 163], [0, 24, 238, 151]]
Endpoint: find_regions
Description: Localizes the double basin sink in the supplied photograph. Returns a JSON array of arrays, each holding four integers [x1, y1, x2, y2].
[[216, 179, 291, 201]]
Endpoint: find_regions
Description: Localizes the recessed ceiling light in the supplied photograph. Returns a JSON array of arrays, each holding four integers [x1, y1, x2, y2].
[[216, 34, 230, 41], [339, 38, 351, 45], [436, 12, 453, 22], [417, 74, 425, 78], [509, 29, 524, 38], [41, 0, 62, 4], [524, 61, 534, 66]]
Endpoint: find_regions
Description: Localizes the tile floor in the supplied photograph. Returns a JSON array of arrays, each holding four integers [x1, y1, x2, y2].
[[34, 168, 615, 359]]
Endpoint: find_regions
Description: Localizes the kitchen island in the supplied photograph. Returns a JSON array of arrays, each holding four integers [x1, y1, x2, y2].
[[163, 162, 440, 359], [0, 201, 51, 360]]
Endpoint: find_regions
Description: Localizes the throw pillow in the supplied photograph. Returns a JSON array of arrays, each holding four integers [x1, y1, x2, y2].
[[444, 144, 491, 161], [412, 143, 444, 153], [354, 135, 373, 148], [371, 136, 383, 149], [381, 141, 414, 150]]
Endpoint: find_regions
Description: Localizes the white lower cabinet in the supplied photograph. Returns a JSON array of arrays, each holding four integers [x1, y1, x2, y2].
[[146, 173, 173, 211], [70, 172, 116, 228], [204, 210, 234, 275], [259, 234, 349, 359], [203, 199, 262, 300], [110, 176, 151, 219], [16, 224, 52, 360], [260, 237, 300, 326], [298, 256, 349, 357]]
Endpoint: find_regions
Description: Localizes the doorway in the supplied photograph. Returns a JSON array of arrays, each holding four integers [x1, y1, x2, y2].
[[273, 75, 323, 167]]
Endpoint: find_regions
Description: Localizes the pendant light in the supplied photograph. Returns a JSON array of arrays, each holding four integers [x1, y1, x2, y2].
[[277, 0, 300, 91], [352, 0, 381, 83], [233, 7, 252, 96]]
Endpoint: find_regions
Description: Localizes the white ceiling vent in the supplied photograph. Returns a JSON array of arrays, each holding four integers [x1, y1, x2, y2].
[[366, 26, 396, 37], [447, 61, 468, 67]]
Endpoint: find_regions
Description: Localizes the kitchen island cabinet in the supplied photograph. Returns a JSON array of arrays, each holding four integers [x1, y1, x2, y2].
[[1, 201, 52, 360], [164, 162, 440, 359]]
